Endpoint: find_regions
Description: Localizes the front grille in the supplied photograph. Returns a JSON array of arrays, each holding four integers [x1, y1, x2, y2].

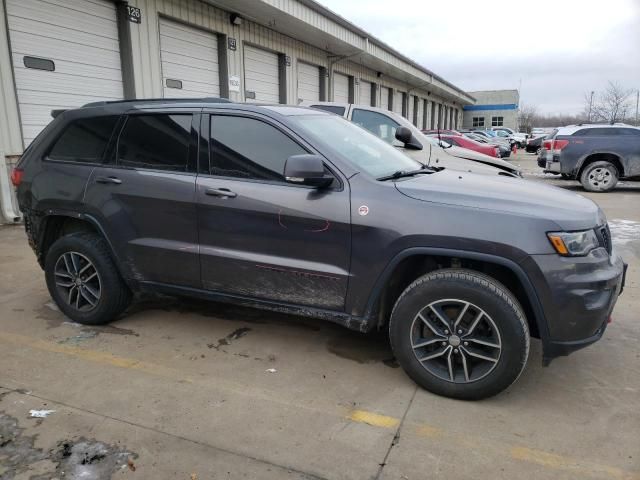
[[599, 225, 612, 254]]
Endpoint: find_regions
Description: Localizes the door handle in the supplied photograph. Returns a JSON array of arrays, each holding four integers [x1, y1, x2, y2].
[[205, 187, 237, 198], [95, 176, 122, 185]]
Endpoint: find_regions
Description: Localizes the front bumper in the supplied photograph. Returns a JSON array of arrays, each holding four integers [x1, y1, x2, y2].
[[522, 249, 626, 362]]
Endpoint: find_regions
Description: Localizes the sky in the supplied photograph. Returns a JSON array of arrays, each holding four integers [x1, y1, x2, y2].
[[316, 0, 640, 115]]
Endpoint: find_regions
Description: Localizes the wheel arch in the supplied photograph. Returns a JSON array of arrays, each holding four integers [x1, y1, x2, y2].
[[363, 248, 550, 347], [576, 152, 624, 178], [37, 211, 134, 288]]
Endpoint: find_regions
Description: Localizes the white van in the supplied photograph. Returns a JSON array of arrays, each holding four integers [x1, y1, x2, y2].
[[300, 102, 522, 177]]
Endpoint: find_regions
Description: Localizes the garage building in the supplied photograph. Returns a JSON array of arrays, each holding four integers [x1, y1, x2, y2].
[[0, 0, 474, 222]]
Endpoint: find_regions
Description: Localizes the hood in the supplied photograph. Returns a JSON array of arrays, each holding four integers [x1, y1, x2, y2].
[[394, 169, 603, 231], [438, 145, 522, 174]]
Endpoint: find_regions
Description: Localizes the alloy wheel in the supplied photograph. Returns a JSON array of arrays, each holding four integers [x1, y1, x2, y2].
[[53, 251, 102, 312], [410, 299, 502, 383]]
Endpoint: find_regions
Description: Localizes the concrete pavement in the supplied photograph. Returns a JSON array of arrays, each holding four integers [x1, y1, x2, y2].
[[1, 151, 638, 479]]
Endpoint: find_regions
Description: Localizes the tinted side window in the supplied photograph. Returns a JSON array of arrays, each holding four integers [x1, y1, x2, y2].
[[210, 116, 307, 182], [311, 105, 345, 115], [618, 128, 640, 136], [49, 116, 119, 162], [573, 128, 617, 136], [117, 115, 192, 171], [351, 109, 400, 144]]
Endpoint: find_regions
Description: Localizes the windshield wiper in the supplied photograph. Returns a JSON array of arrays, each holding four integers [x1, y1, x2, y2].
[[377, 166, 436, 181]]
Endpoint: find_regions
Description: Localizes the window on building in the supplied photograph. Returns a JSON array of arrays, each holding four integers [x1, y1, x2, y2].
[[472, 117, 485, 127], [117, 114, 192, 171], [491, 116, 504, 127], [210, 115, 307, 182], [48, 116, 120, 163], [352, 109, 401, 144]]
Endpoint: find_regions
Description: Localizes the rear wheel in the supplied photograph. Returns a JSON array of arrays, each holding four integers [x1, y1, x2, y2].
[[580, 161, 618, 192], [45, 233, 131, 325], [389, 269, 530, 400]]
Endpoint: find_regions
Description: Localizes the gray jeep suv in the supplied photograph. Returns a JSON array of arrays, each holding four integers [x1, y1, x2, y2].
[[13, 99, 626, 400]]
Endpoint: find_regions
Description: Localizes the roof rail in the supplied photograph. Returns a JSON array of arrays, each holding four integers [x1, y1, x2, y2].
[[81, 97, 233, 108]]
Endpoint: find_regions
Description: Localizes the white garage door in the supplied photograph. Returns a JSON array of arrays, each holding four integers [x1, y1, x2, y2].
[[380, 87, 390, 110], [6, 0, 123, 146], [394, 91, 404, 116], [358, 80, 372, 106], [333, 72, 349, 103], [244, 45, 280, 103], [159, 18, 220, 99], [297, 62, 320, 103]]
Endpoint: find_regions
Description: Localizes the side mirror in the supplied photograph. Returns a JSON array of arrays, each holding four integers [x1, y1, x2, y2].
[[284, 154, 333, 188], [395, 126, 423, 150]]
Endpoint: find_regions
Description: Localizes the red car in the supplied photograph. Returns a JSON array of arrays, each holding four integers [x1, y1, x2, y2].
[[428, 134, 499, 158]]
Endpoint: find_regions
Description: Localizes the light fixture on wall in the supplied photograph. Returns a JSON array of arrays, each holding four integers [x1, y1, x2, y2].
[[230, 13, 243, 26]]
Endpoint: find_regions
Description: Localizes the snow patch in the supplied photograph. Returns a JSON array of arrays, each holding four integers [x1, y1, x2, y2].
[[608, 219, 640, 245]]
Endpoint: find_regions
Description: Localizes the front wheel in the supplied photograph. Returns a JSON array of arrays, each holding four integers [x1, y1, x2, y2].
[[580, 161, 618, 192], [389, 269, 530, 400]]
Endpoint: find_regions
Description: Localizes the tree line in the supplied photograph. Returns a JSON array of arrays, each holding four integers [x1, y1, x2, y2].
[[518, 81, 639, 132]]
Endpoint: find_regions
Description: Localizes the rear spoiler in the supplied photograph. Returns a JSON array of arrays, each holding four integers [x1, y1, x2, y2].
[[51, 109, 66, 118]]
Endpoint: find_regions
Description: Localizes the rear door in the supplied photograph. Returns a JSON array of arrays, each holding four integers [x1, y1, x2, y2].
[[196, 112, 351, 310], [84, 111, 200, 287]]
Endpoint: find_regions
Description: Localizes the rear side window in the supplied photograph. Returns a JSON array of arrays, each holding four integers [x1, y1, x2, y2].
[[48, 116, 119, 162], [310, 105, 345, 115], [618, 128, 640, 136], [573, 128, 618, 136], [117, 114, 192, 172], [209, 115, 307, 182]]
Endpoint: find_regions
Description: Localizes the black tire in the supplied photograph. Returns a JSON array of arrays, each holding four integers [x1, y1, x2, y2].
[[579, 161, 618, 192], [45, 233, 131, 325], [389, 269, 529, 400]]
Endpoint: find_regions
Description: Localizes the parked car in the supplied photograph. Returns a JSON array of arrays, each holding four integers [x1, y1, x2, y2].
[[13, 99, 626, 400], [525, 134, 546, 154], [462, 132, 512, 158], [421, 129, 462, 136], [491, 127, 528, 148], [542, 124, 640, 192], [302, 102, 521, 176], [494, 130, 527, 148], [425, 133, 499, 158]]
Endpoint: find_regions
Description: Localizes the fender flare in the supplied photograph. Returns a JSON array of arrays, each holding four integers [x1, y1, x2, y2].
[[574, 150, 624, 177], [362, 247, 551, 347], [39, 210, 135, 288]]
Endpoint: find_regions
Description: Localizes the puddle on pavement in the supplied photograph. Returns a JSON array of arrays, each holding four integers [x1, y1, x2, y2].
[[207, 327, 252, 350], [326, 330, 397, 367], [37, 301, 139, 341], [0, 412, 137, 479]]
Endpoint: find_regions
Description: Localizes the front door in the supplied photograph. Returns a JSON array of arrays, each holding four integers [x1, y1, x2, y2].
[[84, 112, 200, 288], [196, 113, 351, 310]]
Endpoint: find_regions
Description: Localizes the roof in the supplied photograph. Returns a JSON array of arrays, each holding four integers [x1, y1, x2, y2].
[[557, 123, 640, 135], [207, 0, 475, 104], [58, 99, 329, 119]]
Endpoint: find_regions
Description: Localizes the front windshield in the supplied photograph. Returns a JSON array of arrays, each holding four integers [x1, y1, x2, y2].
[[291, 114, 421, 178]]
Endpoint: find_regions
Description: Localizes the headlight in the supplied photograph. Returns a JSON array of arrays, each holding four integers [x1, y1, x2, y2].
[[547, 230, 600, 256]]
